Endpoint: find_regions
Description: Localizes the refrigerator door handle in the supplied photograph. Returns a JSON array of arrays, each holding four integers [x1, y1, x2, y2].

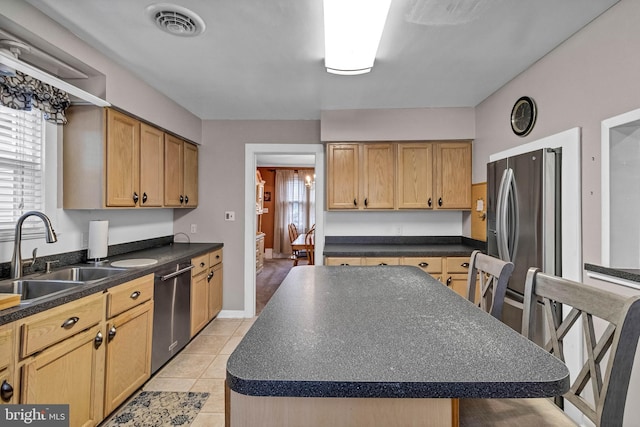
[[496, 168, 512, 261], [506, 169, 520, 262]]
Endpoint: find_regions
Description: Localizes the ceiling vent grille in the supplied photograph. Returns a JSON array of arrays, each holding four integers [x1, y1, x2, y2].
[[147, 4, 206, 37]]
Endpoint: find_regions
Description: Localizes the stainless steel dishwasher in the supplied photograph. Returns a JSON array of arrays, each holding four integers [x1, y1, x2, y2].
[[151, 261, 194, 374]]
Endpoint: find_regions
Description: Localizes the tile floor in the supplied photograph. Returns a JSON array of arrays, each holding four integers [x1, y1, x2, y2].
[[142, 317, 257, 427]]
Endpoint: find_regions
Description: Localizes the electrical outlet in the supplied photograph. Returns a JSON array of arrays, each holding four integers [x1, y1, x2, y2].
[[190, 224, 197, 233], [225, 211, 235, 221]]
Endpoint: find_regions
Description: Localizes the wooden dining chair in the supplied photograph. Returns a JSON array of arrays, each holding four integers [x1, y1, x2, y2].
[[304, 227, 315, 265], [466, 250, 514, 319], [460, 268, 640, 427]]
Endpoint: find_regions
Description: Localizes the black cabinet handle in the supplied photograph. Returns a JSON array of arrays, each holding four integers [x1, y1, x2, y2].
[[353, 199, 357, 207], [364, 198, 368, 207], [130, 291, 141, 300], [428, 198, 432, 207], [446, 277, 452, 286], [207, 272, 214, 282], [142, 192, 148, 203], [378, 263, 387, 266], [94, 331, 103, 349], [185, 195, 189, 204], [200, 262, 206, 267], [340, 263, 350, 266], [1, 380, 13, 402], [61, 316, 79, 329], [133, 192, 139, 204], [438, 197, 443, 207], [108, 325, 117, 341], [180, 195, 184, 204], [461, 262, 470, 268], [418, 262, 429, 267]]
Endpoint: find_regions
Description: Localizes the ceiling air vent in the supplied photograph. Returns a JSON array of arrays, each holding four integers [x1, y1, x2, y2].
[[147, 4, 206, 37]]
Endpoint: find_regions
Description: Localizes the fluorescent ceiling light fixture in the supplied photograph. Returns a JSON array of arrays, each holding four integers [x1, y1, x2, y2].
[[323, 0, 392, 75], [0, 50, 110, 107]]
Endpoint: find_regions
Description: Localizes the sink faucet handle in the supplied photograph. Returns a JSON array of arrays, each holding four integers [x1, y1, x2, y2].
[[45, 260, 60, 274], [22, 248, 38, 268]]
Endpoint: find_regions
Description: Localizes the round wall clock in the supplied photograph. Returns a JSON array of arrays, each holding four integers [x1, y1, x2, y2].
[[510, 96, 537, 137]]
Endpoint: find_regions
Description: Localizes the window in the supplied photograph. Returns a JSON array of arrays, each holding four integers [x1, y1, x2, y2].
[[0, 105, 45, 239]]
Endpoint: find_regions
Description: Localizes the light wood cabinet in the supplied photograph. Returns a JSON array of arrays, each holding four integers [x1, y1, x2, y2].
[[443, 256, 472, 297], [104, 275, 154, 415], [402, 257, 443, 281], [164, 134, 198, 208], [63, 105, 197, 209], [363, 257, 400, 266], [19, 293, 106, 427], [327, 143, 395, 210], [106, 109, 140, 207], [139, 123, 165, 207], [327, 141, 471, 211], [0, 322, 16, 404], [324, 257, 363, 266], [191, 249, 224, 337], [397, 143, 434, 209], [327, 144, 360, 209], [434, 142, 472, 209]]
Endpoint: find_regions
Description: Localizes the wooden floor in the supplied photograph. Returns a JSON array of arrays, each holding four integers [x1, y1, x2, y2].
[[256, 258, 294, 314]]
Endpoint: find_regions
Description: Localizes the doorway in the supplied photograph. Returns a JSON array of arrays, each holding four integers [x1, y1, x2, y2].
[[244, 144, 325, 318]]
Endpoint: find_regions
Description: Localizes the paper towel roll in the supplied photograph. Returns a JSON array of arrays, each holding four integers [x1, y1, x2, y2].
[[88, 220, 109, 260]]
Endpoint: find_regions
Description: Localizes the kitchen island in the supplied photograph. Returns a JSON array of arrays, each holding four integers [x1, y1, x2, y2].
[[226, 266, 569, 427]]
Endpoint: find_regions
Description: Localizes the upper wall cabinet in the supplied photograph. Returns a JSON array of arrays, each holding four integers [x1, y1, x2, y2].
[[327, 143, 395, 210], [164, 134, 198, 208], [63, 106, 197, 209], [326, 141, 471, 211]]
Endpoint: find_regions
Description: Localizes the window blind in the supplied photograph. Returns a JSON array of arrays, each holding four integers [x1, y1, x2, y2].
[[0, 105, 44, 239]]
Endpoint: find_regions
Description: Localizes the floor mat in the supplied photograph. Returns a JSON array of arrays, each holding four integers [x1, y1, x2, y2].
[[102, 391, 210, 426]]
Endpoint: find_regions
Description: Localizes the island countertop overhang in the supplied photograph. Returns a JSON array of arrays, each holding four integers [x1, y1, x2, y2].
[[226, 266, 569, 399]]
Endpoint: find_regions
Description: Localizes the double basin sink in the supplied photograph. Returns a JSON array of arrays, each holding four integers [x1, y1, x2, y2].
[[0, 266, 128, 305]]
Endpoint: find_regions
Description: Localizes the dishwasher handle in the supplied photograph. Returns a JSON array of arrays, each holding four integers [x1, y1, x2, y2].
[[159, 264, 194, 281]]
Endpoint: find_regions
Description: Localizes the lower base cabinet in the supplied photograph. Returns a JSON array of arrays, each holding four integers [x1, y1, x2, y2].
[[0, 322, 16, 405], [21, 325, 106, 427], [104, 300, 153, 415], [191, 249, 224, 337], [325, 255, 472, 298]]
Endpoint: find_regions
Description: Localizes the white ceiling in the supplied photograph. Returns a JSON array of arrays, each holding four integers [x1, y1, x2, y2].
[[25, 0, 618, 120]]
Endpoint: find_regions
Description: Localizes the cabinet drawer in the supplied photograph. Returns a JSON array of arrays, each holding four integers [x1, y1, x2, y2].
[[192, 253, 209, 276], [107, 274, 154, 319], [364, 257, 401, 266], [402, 257, 442, 273], [0, 326, 13, 371], [325, 257, 363, 266], [21, 293, 104, 358], [446, 256, 471, 274], [210, 248, 223, 266]]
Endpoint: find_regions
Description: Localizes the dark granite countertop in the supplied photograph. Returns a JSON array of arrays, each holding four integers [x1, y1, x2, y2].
[[585, 263, 640, 283], [0, 242, 222, 325], [226, 266, 569, 399], [323, 236, 484, 257]]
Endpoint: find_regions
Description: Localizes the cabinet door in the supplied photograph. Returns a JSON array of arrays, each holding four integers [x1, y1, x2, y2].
[[104, 301, 153, 415], [397, 143, 433, 209], [164, 134, 184, 207], [362, 143, 395, 209], [324, 257, 363, 266], [22, 326, 105, 427], [363, 257, 400, 266], [435, 142, 472, 209], [191, 271, 209, 337], [445, 274, 468, 298], [106, 109, 140, 207], [183, 142, 199, 207], [0, 323, 15, 405], [139, 123, 164, 207], [327, 144, 360, 209], [208, 263, 223, 320]]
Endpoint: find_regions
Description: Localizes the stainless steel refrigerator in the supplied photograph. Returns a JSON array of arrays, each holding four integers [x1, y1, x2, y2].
[[487, 148, 562, 344]]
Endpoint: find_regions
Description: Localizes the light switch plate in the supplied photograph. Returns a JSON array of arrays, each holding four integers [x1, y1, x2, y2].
[[225, 211, 235, 221]]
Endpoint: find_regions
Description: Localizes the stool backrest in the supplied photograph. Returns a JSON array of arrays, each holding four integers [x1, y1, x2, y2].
[[466, 250, 514, 319], [304, 228, 315, 265], [523, 268, 640, 427]]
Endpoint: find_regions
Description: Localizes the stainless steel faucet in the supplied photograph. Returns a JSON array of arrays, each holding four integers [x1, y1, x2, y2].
[[10, 211, 58, 279]]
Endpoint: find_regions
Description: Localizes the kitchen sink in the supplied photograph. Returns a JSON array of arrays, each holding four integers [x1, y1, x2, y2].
[[39, 266, 127, 282], [0, 279, 85, 303]]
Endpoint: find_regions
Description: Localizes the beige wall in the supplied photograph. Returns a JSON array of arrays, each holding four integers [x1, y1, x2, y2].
[[174, 120, 321, 310], [474, 0, 640, 267]]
